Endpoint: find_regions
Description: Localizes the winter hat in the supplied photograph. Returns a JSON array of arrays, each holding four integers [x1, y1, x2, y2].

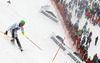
[[20, 20, 25, 25]]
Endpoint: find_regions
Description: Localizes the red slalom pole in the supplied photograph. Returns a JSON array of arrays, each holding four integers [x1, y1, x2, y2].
[[52, 37, 66, 63], [25, 36, 42, 51]]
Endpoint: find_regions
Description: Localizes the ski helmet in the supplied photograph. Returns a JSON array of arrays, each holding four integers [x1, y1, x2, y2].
[[20, 20, 25, 25]]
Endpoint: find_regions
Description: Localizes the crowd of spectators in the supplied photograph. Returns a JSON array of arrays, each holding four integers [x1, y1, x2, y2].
[[53, 0, 100, 63]]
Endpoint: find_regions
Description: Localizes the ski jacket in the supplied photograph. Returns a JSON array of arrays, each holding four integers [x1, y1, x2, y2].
[[87, 58, 91, 63], [7, 23, 24, 37], [7, 23, 24, 32]]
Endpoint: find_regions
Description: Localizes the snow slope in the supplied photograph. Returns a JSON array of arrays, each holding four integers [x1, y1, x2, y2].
[[0, 0, 75, 63]]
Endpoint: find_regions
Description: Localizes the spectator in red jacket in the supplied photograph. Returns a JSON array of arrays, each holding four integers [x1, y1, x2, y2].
[[89, 14, 92, 20], [96, 18, 98, 24], [76, 39, 80, 47], [87, 57, 91, 63]]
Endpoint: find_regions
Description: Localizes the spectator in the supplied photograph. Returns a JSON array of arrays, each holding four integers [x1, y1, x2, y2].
[[95, 36, 99, 46], [87, 57, 91, 63], [92, 54, 98, 63]]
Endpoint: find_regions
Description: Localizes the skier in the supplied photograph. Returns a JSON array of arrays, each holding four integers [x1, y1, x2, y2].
[[4, 20, 25, 52], [95, 36, 98, 46]]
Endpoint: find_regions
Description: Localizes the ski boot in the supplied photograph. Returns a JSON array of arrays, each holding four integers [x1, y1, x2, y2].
[[10, 39, 15, 44], [19, 47, 23, 52]]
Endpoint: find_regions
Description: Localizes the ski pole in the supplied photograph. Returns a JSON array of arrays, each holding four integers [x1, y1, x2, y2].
[[21, 33, 42, 51]]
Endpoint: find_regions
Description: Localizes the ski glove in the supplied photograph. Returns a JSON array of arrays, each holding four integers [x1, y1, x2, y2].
[[21, 32, 25, 36], [4, 31, 8, 35]]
